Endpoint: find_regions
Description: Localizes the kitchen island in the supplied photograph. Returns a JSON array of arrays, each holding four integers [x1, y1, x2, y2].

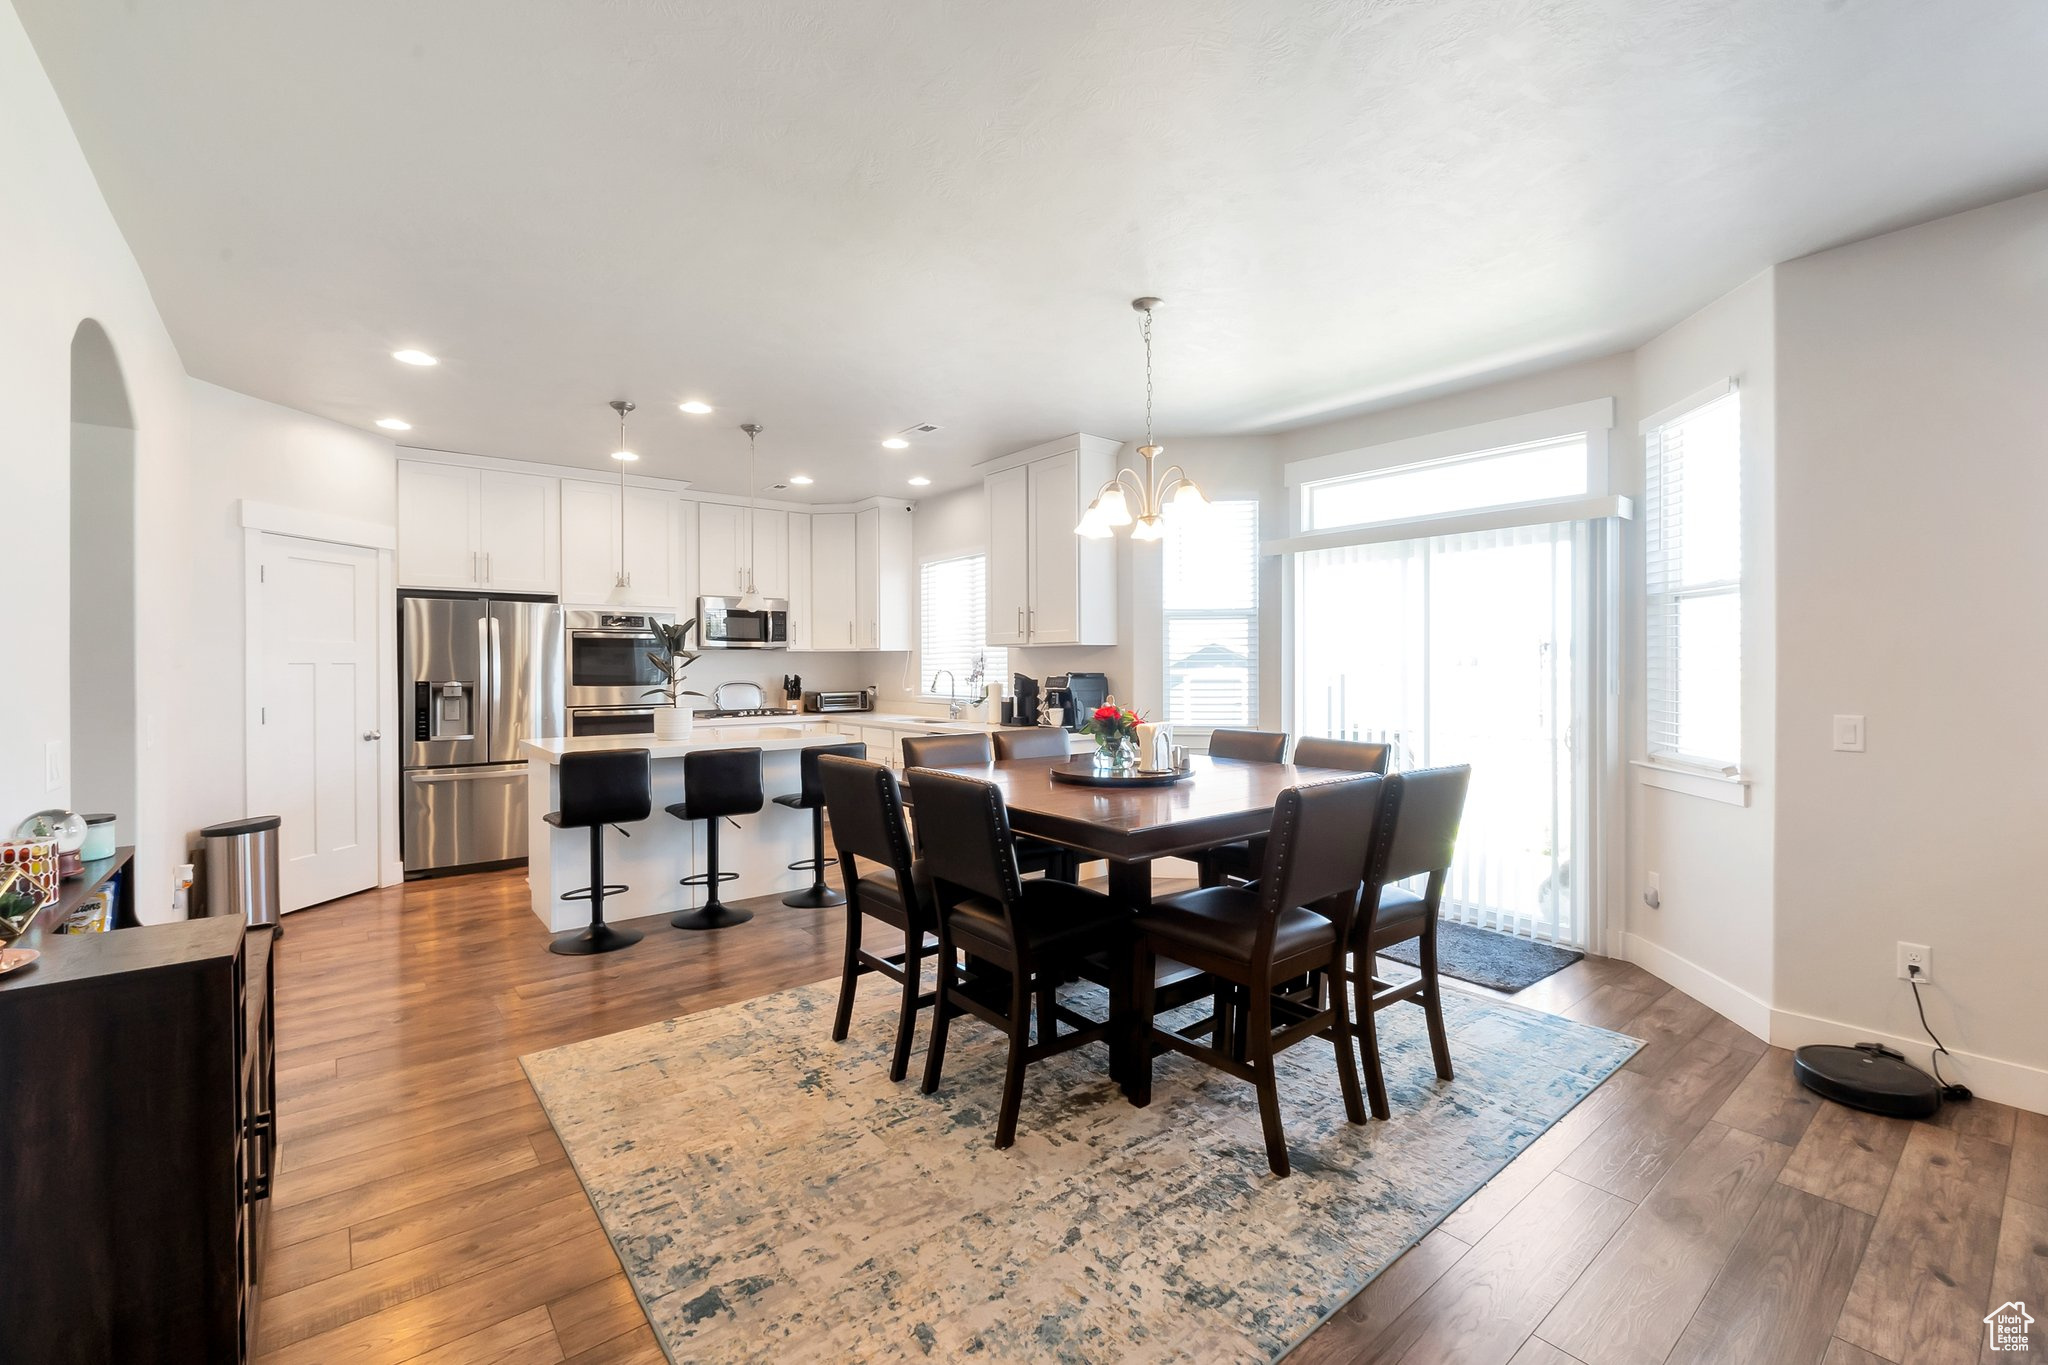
[[522, 719, 1092, 932]]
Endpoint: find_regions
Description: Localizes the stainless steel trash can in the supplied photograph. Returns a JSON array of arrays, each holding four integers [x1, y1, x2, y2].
[[200, 815, 282, 931]]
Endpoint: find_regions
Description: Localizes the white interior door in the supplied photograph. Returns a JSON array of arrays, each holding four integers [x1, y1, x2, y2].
[[252, 533, 380, 911]]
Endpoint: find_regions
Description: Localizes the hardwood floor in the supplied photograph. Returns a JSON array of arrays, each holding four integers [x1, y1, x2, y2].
[[257, 869, 2042, 1365]]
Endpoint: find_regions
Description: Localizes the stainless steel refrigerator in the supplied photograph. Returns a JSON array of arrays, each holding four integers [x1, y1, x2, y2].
[[401, 594, 565, 875]]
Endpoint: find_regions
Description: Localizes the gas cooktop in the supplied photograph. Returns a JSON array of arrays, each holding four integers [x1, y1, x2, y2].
[[698, 707, 799, 719]]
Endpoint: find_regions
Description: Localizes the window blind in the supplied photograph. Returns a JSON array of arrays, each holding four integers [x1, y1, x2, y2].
[[1644, 387, 1742, 768], [1163, 500, 1259, 728], [918, 555, 1005, 696]]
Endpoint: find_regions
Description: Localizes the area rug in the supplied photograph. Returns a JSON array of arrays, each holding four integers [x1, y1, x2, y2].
[[1378, 920, 1585, 992], [521, 979, 1637, 1364]]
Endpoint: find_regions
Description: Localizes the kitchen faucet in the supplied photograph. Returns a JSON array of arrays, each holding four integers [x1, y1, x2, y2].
[[930, 669, 967, 720]]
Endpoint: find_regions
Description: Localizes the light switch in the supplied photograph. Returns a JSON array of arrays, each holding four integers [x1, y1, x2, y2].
[[1832, 714, 1866, 752]]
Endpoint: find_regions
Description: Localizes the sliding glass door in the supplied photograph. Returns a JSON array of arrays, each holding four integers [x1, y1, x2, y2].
[[1295, 522, 1589, 946]]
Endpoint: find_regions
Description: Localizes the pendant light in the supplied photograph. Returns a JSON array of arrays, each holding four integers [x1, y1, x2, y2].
[[738, 423, 763, 605], [605, 400, 638, 605], [1076, 296, 1207, 540]]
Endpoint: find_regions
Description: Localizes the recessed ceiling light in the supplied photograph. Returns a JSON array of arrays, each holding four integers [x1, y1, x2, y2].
[[882, 437, 909, 450], [611, 450, 639, 462], [375, 417, 412, 431], [908, 476, 931, 487], [789, 474, 814, 485], [678, 400, 714, 415], [391, 349, 438, 366]]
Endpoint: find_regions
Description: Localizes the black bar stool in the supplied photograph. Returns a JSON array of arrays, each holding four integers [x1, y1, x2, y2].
[[544, 748, 652, 956], [774, 741, 868, 907], [666, 746, 764, 930]]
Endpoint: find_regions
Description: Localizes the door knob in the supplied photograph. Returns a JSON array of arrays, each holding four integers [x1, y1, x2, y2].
[[363, 731, 382, 742]]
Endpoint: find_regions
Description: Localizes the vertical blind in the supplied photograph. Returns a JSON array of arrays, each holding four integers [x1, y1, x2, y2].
[[1644, 387, 1742, 768], [1163, 500, 1259, 728], [918, 555, 1005, 695], [1295, 523, 1581, 945]]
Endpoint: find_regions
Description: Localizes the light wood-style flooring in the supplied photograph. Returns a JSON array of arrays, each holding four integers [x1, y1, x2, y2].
[[257, 869, 2046, 1365]]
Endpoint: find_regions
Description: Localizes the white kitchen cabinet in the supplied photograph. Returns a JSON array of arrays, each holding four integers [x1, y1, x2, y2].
[[476, 470, 559, 592], [696, 502, 745, 598], [752, 510, 789, 600], [696, 503, 788, 600], [984, 464, 1030, 646], [561, 481, 677, 609], [397, 460, 559, 593], [982, 435, 1119, 647], [396, 462, 481, 589], [810, 513, 857, 650], [857, 503, 913, 651], [785, 512, 812, 650]]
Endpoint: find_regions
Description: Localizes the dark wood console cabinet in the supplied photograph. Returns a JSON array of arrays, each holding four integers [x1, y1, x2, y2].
[[0, 916, 276, 1362]]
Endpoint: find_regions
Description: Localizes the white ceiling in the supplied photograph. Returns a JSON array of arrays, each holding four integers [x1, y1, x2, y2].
[[19, 1, 2048, 500]]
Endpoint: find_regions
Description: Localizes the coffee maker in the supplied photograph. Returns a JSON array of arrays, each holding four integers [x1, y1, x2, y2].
[[1010, 673, 1042, 726], [1043, 672, 1110, 731]]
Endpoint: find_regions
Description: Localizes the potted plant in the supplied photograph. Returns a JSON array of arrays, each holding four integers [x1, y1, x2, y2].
[[643, 619, 706, 740], [1081, 701, 1144, 772]]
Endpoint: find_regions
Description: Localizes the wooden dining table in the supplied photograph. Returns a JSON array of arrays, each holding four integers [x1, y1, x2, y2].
[[925, 752, 1366, 910], [921, 752, 1368, 1089]]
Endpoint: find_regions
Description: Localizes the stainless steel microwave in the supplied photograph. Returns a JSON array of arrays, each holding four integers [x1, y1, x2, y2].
[[698, 596, 787, 650]]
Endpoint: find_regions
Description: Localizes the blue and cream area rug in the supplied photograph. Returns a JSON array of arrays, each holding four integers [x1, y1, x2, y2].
[[521, 980, 1638, 1364]]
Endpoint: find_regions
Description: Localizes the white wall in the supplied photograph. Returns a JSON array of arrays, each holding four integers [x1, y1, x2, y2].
[[1772, 189, 2048, 1105], [1627, 272, 1777, 1032], [0, 0, 193, 912], [69, 419, 138, 830]]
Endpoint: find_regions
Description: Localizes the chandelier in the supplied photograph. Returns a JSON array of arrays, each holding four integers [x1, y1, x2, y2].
[[1076, 296, 1207, 541]]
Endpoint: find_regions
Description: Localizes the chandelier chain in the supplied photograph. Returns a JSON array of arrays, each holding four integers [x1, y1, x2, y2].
[[1142, 308, 1154, 447]]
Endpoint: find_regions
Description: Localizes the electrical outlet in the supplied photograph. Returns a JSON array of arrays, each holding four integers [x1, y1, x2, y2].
[[1643, 872, 1661, 909], [44, 739, 63, 792], [1897, 942, 1931, 982]]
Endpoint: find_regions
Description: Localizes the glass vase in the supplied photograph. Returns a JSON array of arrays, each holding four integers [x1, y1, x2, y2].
[[1093, 732, 1138, 773]]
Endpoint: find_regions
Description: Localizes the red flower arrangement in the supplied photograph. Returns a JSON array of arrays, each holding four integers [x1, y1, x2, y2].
[[1082, 702, 1144, 744]]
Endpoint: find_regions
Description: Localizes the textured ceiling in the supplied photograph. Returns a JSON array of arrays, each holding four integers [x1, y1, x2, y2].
[[17, 0, 2048, 499]]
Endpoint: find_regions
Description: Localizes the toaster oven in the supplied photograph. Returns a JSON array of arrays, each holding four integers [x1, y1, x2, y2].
[[801, 689, 874, 713]]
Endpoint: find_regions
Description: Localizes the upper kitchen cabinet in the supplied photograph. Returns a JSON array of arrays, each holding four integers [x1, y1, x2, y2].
[[785, 512, 812, 650], [697, 503, 789, 600], [560, 480, 678, 609], [856, 503, 912, 651], [982, 435, 1118, 646], [397, 460, 558, 593], [809, 513, 857, 650]]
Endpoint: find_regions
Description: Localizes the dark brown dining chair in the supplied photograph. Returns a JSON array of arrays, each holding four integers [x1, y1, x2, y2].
[[1341, 765, 1471, 1120], [773, 741, 868, 907], [1194, 735, 1389, 888], [902, 731, 1078, 879], [908, 768, 1130, 1149], [992, 727, 1071, 760], [1129, 775, 1383, 1177], [1208, 728, 1289, 763], [818, 754, 938, 1082]]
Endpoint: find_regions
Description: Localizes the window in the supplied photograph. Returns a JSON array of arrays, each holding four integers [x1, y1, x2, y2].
[[1644, 387, 1741, 769], [1303, 433, 1588, 532], [1163, 500, 1258, 728], [918, 555, 1005, 698]]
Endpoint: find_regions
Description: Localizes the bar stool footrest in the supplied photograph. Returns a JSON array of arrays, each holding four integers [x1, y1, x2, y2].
[[561, 882, 630, 903]]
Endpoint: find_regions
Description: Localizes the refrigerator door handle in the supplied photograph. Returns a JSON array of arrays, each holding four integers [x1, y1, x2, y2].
[[489, 613, 504, 752]]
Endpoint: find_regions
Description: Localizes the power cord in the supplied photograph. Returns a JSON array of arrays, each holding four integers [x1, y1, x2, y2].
[[1906, 965, 1973, 1104]]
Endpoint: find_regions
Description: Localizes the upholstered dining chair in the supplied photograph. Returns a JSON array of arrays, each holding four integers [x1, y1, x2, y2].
[[991, 727, 1071, 760], [1207, 728, 1289, 763], [1340, 765, 1472, 1120], [907, 768, 1130, 1149], [1129, 775, 1383, 1177], [901, 731, 1078, 879], [1194, 734, 1389, 888], [818, 754, 938, 1082]]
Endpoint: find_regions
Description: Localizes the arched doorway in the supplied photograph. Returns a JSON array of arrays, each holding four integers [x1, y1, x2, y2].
[[69, 320, 138, 831]]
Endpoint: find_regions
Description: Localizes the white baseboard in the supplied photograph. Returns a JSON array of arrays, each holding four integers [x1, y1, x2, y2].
[[381, 858, 405, 888], [1623, 932, 1773, 1043], [1767, 1007, 2048, 1117], [1623, 932, 2048, 1114]]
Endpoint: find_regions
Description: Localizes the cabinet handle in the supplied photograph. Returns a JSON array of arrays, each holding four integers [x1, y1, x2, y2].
[[471, 550, 480, 582], [1017, 607, 1023, 638], [484, 551, 493, 582]]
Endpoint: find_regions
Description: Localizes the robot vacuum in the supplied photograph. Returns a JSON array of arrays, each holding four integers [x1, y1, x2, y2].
[[1793, 1042, 1942, 1119]]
